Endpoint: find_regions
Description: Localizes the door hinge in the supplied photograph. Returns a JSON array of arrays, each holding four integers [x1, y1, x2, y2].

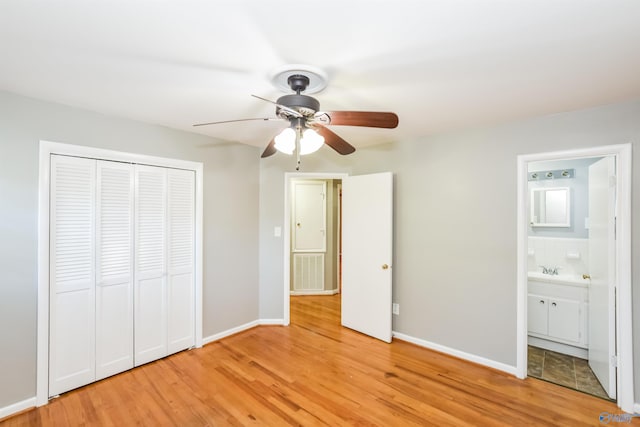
[[611, 355, 618, 368]]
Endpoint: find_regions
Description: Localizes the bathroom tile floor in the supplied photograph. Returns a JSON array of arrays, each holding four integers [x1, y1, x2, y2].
[[527, 346, 610, 400]]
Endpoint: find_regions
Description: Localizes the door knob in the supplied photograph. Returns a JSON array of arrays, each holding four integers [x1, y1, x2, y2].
[[382, 264, 389, 270], [582, 274, 591, 279]]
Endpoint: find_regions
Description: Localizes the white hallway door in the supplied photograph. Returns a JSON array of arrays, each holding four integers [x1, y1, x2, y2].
[[291, 180, 327, 292], [588, 156, 617, 399], [341, 172, 393, 343], [49, 155, 195, 397]]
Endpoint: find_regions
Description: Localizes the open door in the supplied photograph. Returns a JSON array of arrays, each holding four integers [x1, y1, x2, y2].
[[341, 172, 393, 343], [588, 156, 616, 399]]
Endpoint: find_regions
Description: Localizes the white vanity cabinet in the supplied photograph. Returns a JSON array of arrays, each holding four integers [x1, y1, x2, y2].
[[527, 279, 588, 349]]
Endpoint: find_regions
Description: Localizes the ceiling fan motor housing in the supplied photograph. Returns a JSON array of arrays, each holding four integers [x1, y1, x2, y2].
[[276, 94, 320, 114]]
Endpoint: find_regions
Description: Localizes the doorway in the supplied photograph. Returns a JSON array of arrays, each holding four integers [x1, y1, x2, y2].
[[526, 156, 609, 399], [282, 172, 394, 344], [289, 178, 342, 298], [282, 173, 348, 326], [516, 144, 633, 412]]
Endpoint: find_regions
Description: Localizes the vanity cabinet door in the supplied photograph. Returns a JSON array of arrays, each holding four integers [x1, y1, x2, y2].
[[527, 295, 548, 335], [548, 297, 581, 343]]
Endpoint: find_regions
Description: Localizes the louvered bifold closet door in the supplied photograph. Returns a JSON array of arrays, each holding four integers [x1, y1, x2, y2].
[[49, 155, 96, 396], [95, 160, 134, 380], [167, 169, 195, 354], [134, 165, 168, 366]]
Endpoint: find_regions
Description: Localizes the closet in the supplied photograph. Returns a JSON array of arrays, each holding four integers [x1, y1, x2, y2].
[[49, 154, 195, 396]]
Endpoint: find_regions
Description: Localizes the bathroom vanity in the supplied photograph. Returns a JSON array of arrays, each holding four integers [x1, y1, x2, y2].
[[527, 272, 589, 358]]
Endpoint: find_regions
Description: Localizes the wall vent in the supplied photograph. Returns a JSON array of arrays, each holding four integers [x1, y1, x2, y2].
[[293, 253, 324, 292]]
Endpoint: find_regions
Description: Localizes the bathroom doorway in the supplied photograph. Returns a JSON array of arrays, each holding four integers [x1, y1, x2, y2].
[[516, 144, 633, 412], [526, 156, 610, 399]]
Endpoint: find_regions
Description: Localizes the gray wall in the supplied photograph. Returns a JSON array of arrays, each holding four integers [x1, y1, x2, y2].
[[259, 99, 640, 394], [0, 91, 260, 408]]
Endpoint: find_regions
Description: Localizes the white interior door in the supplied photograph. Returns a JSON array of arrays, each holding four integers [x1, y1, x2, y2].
[[341, 172, 393, 343], [134, 165, 168, 366], [95, 160, 134, 380], [588, 156, 616, 399], [49, 155, 96, 396], [292, 180, 326, 252]]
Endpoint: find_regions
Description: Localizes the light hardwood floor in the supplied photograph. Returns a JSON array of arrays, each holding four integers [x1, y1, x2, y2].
[[2, 295, 634, 426]]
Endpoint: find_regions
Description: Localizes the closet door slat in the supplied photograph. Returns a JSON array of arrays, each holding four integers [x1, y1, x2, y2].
[[96, 160, 134, 380], [134, 165, 168, 366], [167, 169, 196, 354], [49, 155, 96, 396]]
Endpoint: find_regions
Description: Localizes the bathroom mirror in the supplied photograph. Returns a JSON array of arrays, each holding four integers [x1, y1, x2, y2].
[[530, 187, 570, 227]]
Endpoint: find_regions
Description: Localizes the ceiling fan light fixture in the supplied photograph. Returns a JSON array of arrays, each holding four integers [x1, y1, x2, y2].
[[299, 129, 324, 155], [274, 128, 295, 155]]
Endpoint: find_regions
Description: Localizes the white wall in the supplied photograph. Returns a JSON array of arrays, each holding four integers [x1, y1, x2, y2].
[[0, 91, 260, 409], [258, 99, 640, 390]]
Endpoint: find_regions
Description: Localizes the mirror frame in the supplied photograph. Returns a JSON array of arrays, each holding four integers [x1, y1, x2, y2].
[[530, 187, 571, 227]]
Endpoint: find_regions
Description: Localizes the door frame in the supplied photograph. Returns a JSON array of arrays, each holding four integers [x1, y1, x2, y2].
[[515, 143, 633, 412], [37, 141, 204, 406], [283, 172, 348, 325]]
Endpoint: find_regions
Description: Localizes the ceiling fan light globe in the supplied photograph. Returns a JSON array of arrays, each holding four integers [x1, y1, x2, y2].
[[274, 128, 295, 155], [300, 129, 324, 155]]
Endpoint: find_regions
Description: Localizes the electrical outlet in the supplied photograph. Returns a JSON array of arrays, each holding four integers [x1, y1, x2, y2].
[[392, 303, 399, 315]]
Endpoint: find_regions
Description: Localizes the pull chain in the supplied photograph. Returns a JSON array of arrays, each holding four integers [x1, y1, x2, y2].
[[295, 120, 302, 171]]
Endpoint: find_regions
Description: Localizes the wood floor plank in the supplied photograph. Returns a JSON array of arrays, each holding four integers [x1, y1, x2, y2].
[[1, 294, 635, 426]]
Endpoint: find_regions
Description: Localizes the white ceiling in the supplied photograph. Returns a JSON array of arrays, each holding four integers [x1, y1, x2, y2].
[[1, 1, 640, 151]]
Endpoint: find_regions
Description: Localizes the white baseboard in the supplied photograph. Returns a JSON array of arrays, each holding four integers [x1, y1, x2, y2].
[[392, 332, 518, 376], [527, 336, 588, 359], [290, 289, 339, 296], [258, 319, 285, 325], [202, 319, 286, 345], [0, 396, 36, 420], [203, 320, 259, 345]]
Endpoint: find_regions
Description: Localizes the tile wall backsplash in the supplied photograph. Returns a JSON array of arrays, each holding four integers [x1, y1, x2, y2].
[[528, 236, 589, 277]]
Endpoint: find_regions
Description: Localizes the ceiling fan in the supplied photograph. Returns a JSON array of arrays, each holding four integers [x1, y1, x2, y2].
[[193, 70, 398, 167]]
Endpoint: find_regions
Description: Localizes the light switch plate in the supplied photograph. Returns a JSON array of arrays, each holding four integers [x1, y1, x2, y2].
[[392, 303, 399, 315], [274, 226, 281, 237]]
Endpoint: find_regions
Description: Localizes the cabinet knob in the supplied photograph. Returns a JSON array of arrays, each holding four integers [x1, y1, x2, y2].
[[551, 302, 557, 307], [539, 300, 545, 304]]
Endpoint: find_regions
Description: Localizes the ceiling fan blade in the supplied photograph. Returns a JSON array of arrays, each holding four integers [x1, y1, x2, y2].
[[261, 137, 277, 158], [317, 111, 399, 128], [251, 94, 303, 118], [315, 126, 356, 155], [193, 117, 282, 127]]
